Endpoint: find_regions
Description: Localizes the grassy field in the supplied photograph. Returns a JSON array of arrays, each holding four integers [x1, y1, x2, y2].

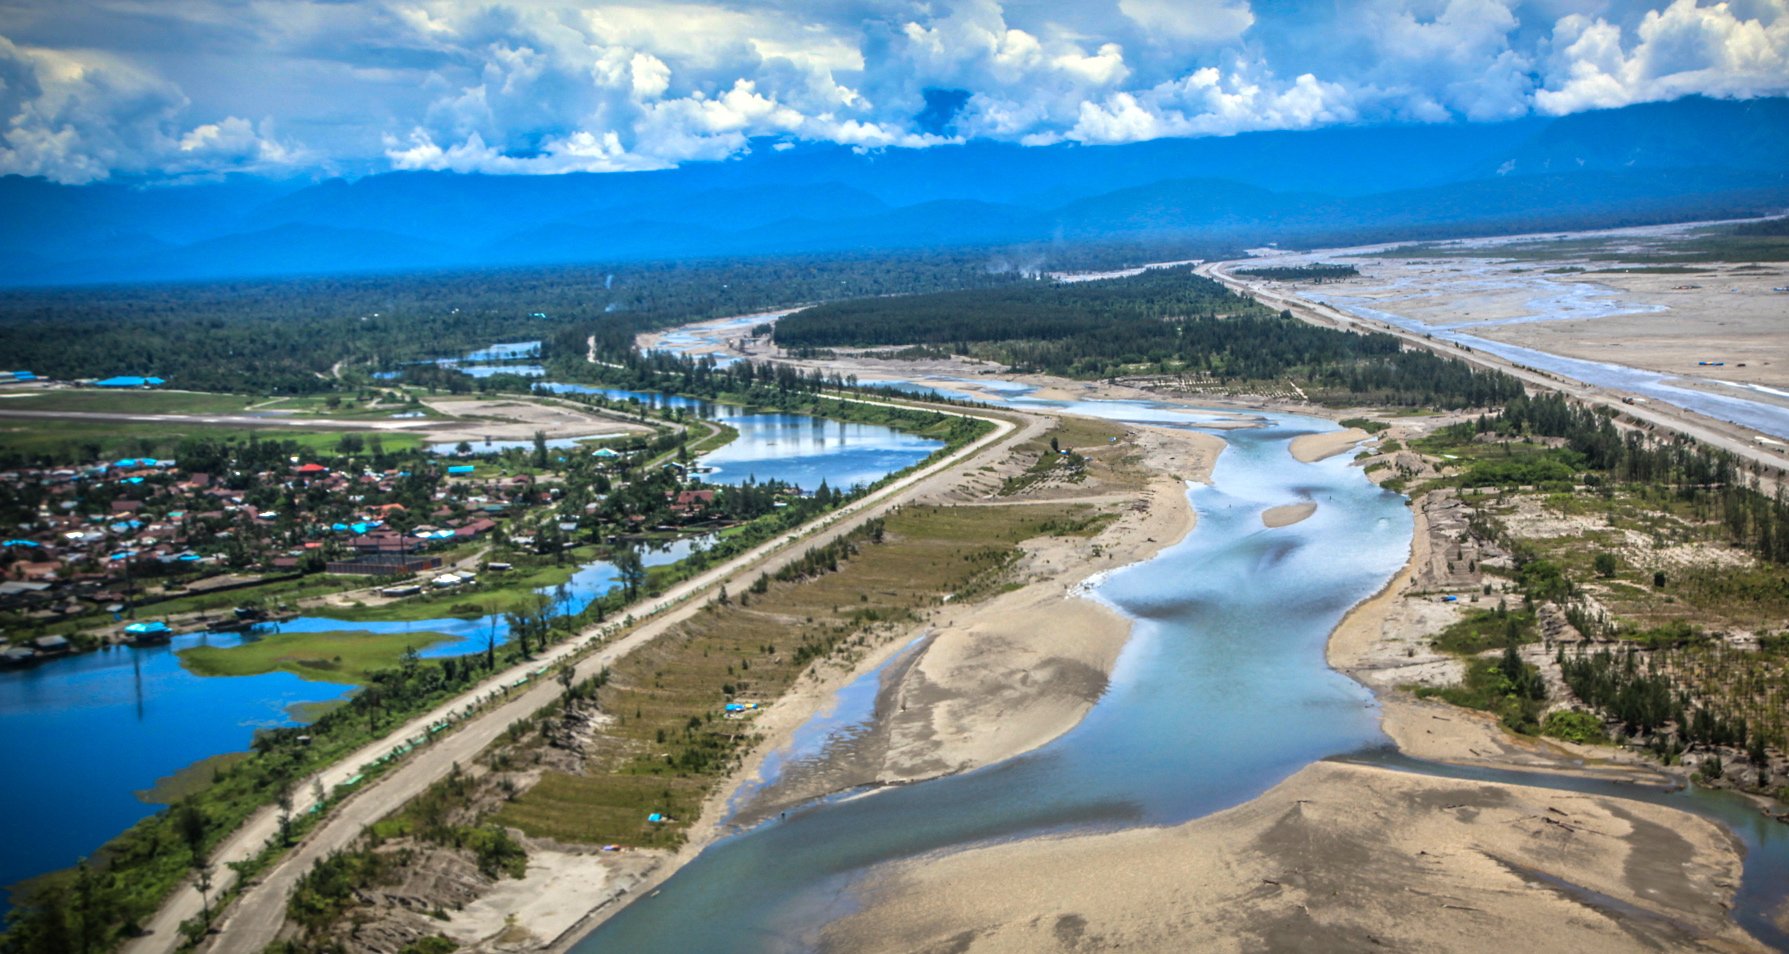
[[0, 417, 423, 460], [179, 629, 455, 683], [325, 550, 600, 623], [0, 389, 259, 414], [135, 752, 253, 805], [494, 500, 1107, 848]]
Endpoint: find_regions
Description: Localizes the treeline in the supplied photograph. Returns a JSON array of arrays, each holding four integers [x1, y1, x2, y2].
[[1732, 216, 1789, 237], [776, 266, 1254, 349], [0, 253, 1019, 394], [773, 266, 1522, 408], [1462, 393, 1789, 565], [1233, 263, 1359, 282]]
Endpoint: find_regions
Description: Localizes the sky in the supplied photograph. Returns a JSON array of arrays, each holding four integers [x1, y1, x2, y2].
[[0, 0, 1786, 184]]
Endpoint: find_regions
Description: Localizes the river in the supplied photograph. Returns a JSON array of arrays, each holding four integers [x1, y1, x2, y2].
[[0, 383, 939, 912], [574, 400, 1789, 953]]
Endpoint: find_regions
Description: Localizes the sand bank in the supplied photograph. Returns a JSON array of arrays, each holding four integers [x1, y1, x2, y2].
[[727, 422, 1219, 823], [1290, 427, 1370, 462], [827, 760, 1755, 954], [831, 453, 1760, 954], [1262, 502, 1316, 528]]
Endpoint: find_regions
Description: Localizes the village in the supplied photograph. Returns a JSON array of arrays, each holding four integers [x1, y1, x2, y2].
[[0, 410, 799, 667]]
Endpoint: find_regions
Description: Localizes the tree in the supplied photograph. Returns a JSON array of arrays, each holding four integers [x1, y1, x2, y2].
[[194, 865, 215, 927], [615, 544, 645, 602], [533, 430, 550, 469], [1593, 552, 1617, 578], [276, 777, 296, 846], [176, 797, 208, 866]]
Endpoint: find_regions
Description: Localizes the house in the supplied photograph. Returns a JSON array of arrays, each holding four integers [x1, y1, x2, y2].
[[454, 517, 497, 539], [349, 531, 421, 554]]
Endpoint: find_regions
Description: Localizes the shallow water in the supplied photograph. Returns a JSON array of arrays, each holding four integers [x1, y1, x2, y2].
[[576, 401, 1789, 954], [577, 411, 1413, 952], [1304, 289, 1789, 440]]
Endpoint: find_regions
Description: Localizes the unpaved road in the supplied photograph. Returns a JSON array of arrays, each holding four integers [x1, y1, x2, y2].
[[132, 397, 1038, 954]]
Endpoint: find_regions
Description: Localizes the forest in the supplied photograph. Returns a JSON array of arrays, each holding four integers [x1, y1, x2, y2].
[[1460, 393, 1789, 566], [772, 266, 1524, 408], [0, 253, 1019, 394]]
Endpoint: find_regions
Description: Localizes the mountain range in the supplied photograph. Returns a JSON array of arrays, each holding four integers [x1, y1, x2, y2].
[[3, 96, 1785, 287]]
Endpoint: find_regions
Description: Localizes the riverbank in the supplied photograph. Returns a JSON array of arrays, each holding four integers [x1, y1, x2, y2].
[[824, 758, 1755, 953], [538, 418, 1219, 950], [732, 423, 1217, 819], [822, 416, 1769, 954]]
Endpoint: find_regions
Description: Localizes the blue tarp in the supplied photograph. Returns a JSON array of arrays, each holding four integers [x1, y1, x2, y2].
[[3, 539, 40, 547], [446, 464, 476, 475], [123, 621, 171, 636]]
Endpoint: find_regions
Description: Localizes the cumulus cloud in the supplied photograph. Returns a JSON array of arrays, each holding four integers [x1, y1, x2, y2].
[[1537, 0, 1789, 113], [0, 34, 297, 182], [1118, 0, 1256, 45], [0, 0, 1786, 181]]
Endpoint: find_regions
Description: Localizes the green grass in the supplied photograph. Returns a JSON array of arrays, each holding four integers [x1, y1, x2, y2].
[[1338, 417, 1389, 434], [179, 629, 455, 683], [1415, 657, 1545, 734], [1431, 607, 1537, 655], [134, 752, 253, 805], [326, 552, 598, 623], [1541, 709, 1610, 745], [0, 417, 421, 460], [495, 500, 1111, 849], [0, 389, 261, 415]]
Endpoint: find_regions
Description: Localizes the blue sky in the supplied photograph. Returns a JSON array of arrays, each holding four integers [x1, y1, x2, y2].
[[1, 0, 1785, 183]]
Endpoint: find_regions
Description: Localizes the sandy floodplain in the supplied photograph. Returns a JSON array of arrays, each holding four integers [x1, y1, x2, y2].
[[1235, 221, 1789, 391], [824, 759, 1753, 954], [825, 413, 1766, 954], [725, 422, 1222, 825], [419, 396, 649, 446], [1289, 426, 1369, 462]]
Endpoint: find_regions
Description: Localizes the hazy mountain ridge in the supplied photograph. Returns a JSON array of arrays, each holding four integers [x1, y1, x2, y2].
[[4, 96, 1785, 286]]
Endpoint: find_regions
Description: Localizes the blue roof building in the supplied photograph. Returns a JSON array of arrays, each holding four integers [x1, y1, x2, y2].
[[95, 376, 166, 388]]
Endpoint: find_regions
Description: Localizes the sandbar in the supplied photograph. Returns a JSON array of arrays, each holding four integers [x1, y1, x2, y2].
[[1261, 502, 1316, 527], [1290, 427, 1369, 462]]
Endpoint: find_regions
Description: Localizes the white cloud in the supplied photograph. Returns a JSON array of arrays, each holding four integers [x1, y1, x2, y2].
[[1537, 0, 1789, 113], [1, 0, 1786, 181], [0, 35, 295, 182], [1118, 0, 1255, 45]]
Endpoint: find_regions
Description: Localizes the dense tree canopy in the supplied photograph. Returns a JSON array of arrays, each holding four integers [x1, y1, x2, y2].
[[775, 266, 1523, 408]]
